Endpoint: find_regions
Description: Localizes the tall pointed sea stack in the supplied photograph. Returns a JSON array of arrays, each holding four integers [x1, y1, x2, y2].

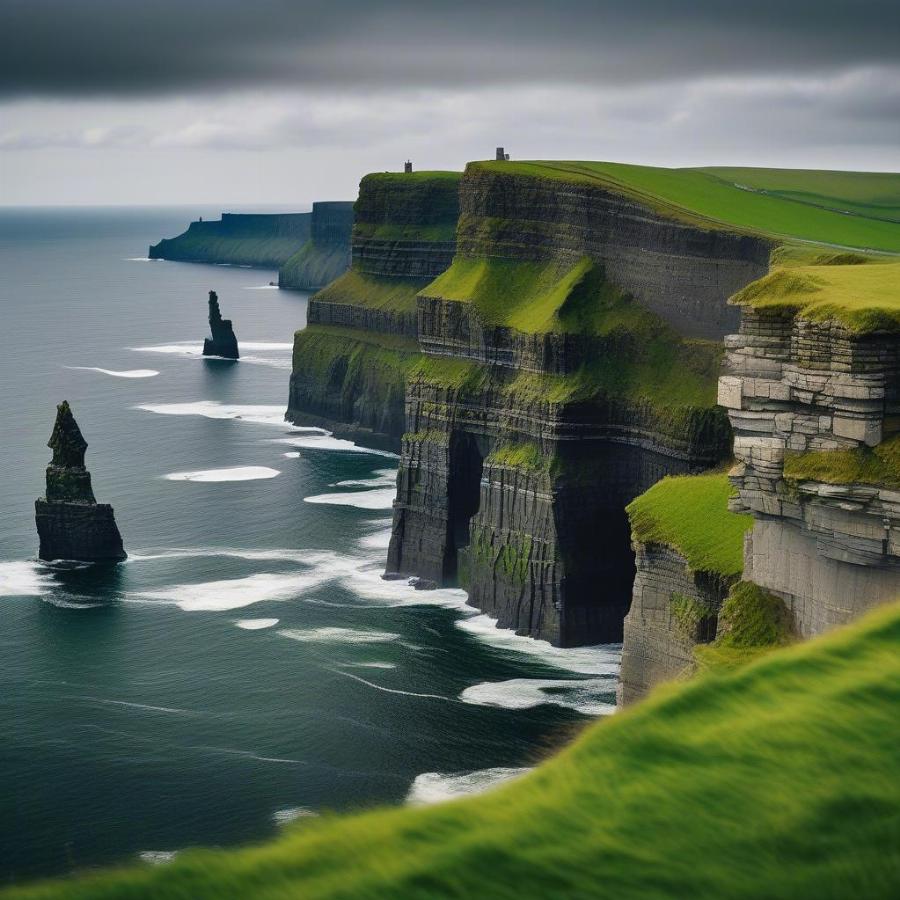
[[34, 401, 127, 562], [203, 290, 240, 359]]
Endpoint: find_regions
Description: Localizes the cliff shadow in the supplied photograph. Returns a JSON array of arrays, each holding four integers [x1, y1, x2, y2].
[[445, 432, 485, 583]]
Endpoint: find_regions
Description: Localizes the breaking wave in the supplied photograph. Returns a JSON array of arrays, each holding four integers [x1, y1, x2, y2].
[[460, 677, 617, 716]]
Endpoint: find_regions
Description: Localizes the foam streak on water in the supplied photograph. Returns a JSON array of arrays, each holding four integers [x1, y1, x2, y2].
[[406, 767, 530, 806], [163, 466, 280, 482], [66, 366, 160, 378]]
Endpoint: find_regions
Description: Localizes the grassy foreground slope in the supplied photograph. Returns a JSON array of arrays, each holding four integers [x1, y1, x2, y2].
[[9, 603, 900, 900], [471, 160, 900, 252]]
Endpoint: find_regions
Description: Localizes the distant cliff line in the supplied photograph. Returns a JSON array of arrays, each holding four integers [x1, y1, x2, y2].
[[148, 202, 354, 289]]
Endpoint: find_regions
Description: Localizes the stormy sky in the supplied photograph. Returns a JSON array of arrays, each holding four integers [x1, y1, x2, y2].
[[1, 0, 898, 205]]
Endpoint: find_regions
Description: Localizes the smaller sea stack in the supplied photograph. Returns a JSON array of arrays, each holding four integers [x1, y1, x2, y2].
[[35, 401, 127, 562], [203, 290, 240, 359]]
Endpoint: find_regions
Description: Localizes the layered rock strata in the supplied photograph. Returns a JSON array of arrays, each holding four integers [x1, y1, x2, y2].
[[288, 164, 768, 646], [203, 291, 239, 359], [149, 212, 312, 268], [35, 402, 126, 562], [453, 166, 771, 341], [278, 201, 354, 290], [719, 306, 900, 636]]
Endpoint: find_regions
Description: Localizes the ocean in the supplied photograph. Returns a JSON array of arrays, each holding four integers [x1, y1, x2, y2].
[[0, 207, 619, 882]]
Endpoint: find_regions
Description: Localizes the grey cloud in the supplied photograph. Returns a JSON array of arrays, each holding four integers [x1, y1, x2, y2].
[[1, 1, 899, 97]]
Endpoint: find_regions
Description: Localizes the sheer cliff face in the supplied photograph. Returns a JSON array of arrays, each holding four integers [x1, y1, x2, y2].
[[278, 202, 354, 291], [456, 168, 771, 341], [287, 165, 766, 647], [719, 307, 900, 635]]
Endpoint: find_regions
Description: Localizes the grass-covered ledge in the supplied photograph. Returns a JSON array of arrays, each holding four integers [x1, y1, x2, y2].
[[626, 472, 752, 578], [783, 434, 900, 489]]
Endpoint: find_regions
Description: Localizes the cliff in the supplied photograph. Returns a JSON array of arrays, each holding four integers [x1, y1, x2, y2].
[[10, 601, 900, 899], [719, 259, 900, 635], [287, 171, 461, 446], [278, 201, 354, 290], [149, 212, 312, 268], [621, 255, 900, 701], [34, 402, 126, 562], [288, 162, 755, 646]]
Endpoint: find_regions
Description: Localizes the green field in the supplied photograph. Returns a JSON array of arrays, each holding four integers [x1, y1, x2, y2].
[[470, 160, 900, 253], [8, 601, 900, 900], [626, 473, 752, 578]]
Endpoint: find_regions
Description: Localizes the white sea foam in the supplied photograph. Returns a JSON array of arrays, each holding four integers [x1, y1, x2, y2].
[[125, 257, 160, 262], [244, 285, 280, 291], [136, 401, 298, 429], [41, 596, 103, 610], [456, 614, 622, 676], [273, 807, 318, 825], [406, 767, 530, 806], [460, 677, 616, 716], [304, 487, 396, 510], [283, 451, 301, 458], [80, 696, 196, 715], [0, 561, 53, 597], [342, 661, 397, 670], [163, 466, 280, 483], [138, 851, 178, 865], [66, 366, 160, 378], [358, 527, 392, 551], [274, 434, 398, 458], [131, 342, 292, 370], [278, 627, 400, 645], [235, 618, 280, 630], [132, 570, 334, 612], [331, 469, 396, 488]]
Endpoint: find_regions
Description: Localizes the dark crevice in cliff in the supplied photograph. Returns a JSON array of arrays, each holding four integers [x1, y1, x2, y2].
[[446, 433, 484, 581]]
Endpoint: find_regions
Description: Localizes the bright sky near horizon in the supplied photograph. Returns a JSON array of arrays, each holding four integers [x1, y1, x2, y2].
[[1, 0, 898, 206]]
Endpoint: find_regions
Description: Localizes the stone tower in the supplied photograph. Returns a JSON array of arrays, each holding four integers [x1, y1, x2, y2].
[[35, 401, 127, 561], [404, 160, 413, 174]]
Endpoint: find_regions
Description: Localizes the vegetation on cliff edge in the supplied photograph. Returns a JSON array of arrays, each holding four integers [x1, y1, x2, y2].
[[730, 262, 900, 333], [313, 269, 428, 312], [783, 434, 900, 489], [469, 160, 900, 253], [7, 601, 900, 899], [627, 473, 752, 578]]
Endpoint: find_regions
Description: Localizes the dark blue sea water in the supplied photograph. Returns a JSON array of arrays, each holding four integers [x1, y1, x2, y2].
[[0, 208, 619, 884]]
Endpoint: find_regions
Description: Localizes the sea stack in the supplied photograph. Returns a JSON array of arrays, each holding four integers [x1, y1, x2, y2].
[[34, 401, 127, 562], [203, 290, 240, 359]]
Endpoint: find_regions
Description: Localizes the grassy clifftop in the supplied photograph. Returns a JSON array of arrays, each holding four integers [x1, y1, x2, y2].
[[468, 160, 900, 253], [8, 601, 900, 899], [627, 473, 752, 578], [353, 171, 461, 242]]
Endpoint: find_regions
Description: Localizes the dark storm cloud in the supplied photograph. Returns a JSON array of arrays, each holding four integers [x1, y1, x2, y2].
[[1, 0, 899, 97]]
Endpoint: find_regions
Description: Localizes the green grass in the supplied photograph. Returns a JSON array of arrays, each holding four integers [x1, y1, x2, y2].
[[715, 581, 794, 649], [730, 262, 900, 333], [291, 325, 420, 379], [313, 269, 428, 312], [8, 601, 900, 900], [485, 441, 548, 473], [469, 160, 900, 253], [783, 434, 900, 489], [627, 473, 753, 578], [423, 257, 639, 334]]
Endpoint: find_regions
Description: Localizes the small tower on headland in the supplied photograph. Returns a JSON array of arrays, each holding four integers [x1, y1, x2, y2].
[[203, 290, 240, 359], [404, 160, 413, 174], [35, 401, 127, 562], [496, 147, 510, 161]]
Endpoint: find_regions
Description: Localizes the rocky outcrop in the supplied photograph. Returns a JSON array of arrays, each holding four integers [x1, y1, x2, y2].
[[35, 402, 126, 562], [719, 306, 900, 637], [149, 212, 312, 268], [278, 202, 354, 290], [203, 291, 239, 359], [619, 544, 731, 703]]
